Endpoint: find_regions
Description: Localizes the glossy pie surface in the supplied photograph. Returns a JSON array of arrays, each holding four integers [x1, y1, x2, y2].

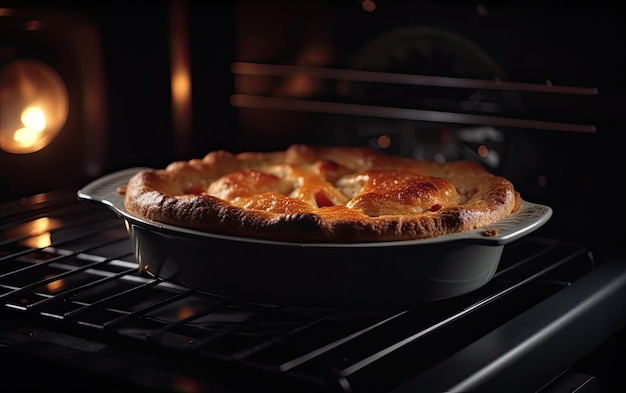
[[121, 144, 521, 243]]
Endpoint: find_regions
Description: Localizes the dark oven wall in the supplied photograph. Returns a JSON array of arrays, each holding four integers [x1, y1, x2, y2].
[[80, 1, 239, 171]]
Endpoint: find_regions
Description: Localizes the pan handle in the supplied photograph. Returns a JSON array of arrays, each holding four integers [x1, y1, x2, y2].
[[77, 167, 147, 214], [460, 202, 553, 246]]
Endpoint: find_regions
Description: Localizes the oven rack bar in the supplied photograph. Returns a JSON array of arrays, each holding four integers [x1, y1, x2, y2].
[[230, 61, 598, 133], [393, 254, 626, 393], [231, 62, 599, 96], [230, 94, 596, 133]]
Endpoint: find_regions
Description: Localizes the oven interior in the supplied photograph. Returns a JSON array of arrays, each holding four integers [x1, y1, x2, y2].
[[1, 1, 626, 392], [2, 192, 625, 392]]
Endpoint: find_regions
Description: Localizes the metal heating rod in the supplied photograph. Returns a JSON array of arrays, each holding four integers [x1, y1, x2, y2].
[[231, 62, 599, 95], [230, 94, 597, 133]]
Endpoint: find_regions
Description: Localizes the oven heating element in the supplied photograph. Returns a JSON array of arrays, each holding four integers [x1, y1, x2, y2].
[[1, 190, 625, 392]]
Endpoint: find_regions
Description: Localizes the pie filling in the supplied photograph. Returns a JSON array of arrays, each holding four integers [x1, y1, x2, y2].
[[181, 163, 459, 217]]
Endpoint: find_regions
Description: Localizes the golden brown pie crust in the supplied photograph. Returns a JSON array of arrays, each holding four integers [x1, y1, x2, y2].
[[120, 144, 522, 243]]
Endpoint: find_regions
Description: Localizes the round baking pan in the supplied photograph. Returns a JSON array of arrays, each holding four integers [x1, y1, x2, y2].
[[78, 167, 552, 309]]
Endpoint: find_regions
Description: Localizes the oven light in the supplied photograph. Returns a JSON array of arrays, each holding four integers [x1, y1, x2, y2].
[[21, 106, 47, 131], [12, 106, 47, 146], [12, 127, 40, 146], [0, 59, 68, 154]]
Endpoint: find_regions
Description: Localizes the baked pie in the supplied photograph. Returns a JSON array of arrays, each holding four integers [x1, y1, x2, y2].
[[120, 144, 521, 243]]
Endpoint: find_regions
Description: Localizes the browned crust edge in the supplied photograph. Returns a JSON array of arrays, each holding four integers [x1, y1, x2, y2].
[[122, 144, 522, 243]]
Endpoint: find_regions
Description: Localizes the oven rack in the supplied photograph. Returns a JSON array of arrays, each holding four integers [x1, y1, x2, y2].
[[230, 62, 599, 134], [1, 189, 626, 392]]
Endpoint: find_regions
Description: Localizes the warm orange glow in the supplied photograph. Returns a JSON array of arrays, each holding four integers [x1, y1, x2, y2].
[[6, 217, 62, 248], [25, 20, 43, 31], [24, 233, 52, 249], [46, 278, 66, 293], [170, 0, 192, 159], [172, 376, 204, 393], [12, 106, 48, 147], [177, 305, 196, 320], [29, 217, 54, 234], [296, 42, 336, 66], [277, 74, 323, 97], [477, 144, 489, 158], [21, 106, 47, 131], [361, 0, 376, 12], [0, 60, 68, 154], [172, 70, 191, 102], [13, 127, 40, 145], [377, 134, 391, 149]]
